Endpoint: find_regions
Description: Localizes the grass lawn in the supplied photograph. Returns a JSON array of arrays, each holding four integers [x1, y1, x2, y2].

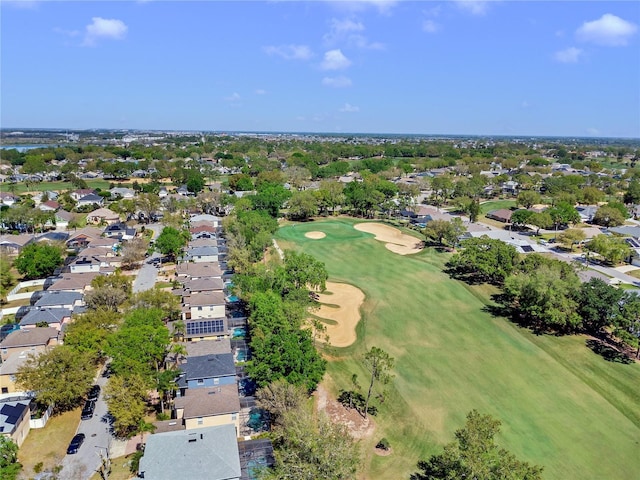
[[625, 269, 640, 280], [275, 218, 640, 480], [88, 455, 136, 480], [18, 408, 80, 477], [479, 199, 517, 215], [9, 179, 112, 194]]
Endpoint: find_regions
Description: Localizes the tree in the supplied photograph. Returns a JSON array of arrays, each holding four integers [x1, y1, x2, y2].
[[0, 437, 21, 480], [548, 201, 580, 231], [424, 218, 466, 248], [104, 374, 149, 438], [185, 169, 205, 193], [510, 209, 534, 229], [529, 211, 553, 235], [411, 410, 543, 480], [516, 191, 540, 209], [15, 346, 95, 412], [362, 347, 394, 419], [155, 226, 189, 261], [120, 237, 149, 269], [579, 186, 605, 205], [446, 237, 519, 285], [592, 205, 625, 228], [263, 408, 360, 480], [468, 199, 480, 223], [14, 243, 64, 279], [318, 180, 344, 215], [64, 309, 122, 359], [255, 379, 307, 427], [136, 193, 161, 224], [85, 272, 132, 311], [624, 179, 640, 205], [556, 228, 586, 251], [128, 288, 181, 322], [0, 255, 14, 301], [287, 190, 319, 221], [616, 293, 640, 358], [586, 234, 631, 265], [578, 278, 624, 333], [283, 250, 328, 292], [106, 308, 171, 385]]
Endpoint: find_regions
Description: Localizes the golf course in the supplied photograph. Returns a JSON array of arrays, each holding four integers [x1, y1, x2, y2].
[[275, 218, 640, 480]]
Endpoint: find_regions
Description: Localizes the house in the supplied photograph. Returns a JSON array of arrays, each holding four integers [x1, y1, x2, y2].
[[109, 187, 135, 199], [87, 236, 119, 249], [34, 291, 83, 310], [0, 399, 31, 447], [190, 225, 217, 236], [183, 291, 226, 321], [501, 181, 519, 195], [190, 214, 221, 227], [0, 353, 32, 394], [66, 227, 103, 249], [174, 384, 241, 433], [183, 246, 219, 263], [76, 194, 104, 208], [38, 200, 59, 212], [86, 207, 120, 225], [188, 237, 219, 248], [54, 210, 73, 229], [138, 424, 241, 480], [183, 317, 229, 341], [103, 223, 136, 241], [19, 308, 71, 331], [47, 272, 101, 293], [70, 189, 97, 201], [181, 277, 225, 294], [0, 192, 18, 206], [158, 187, 169, 198], [486, 209, 513, 223], [176, 353, 236, 396], [0, 234, 33, 255], [176, 262, 224, 280], [577, 205, 598, 223], [0, 327, 59, 362]]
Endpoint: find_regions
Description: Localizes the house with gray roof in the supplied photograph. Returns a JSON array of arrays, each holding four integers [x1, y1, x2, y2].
[[183, 245, 219, 263], [76, 194, 104, 208], [19, 308, 71, 331], [176, 262, 223, 280], [176, 353, 236, 396], [174, 384, 241, 433], [34, 291, 83, 310], [0, 327, 59, 362], [190, 214, 221, 227], [138, 424, 241, 480], [181, 277, 225, 294], [47, 272, 101, 293], [183, 291, 226, 321], [0, 399, 31, 447]]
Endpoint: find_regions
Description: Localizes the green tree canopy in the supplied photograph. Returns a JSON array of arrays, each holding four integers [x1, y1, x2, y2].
[[578, 278, 625, 333], [104, 373, 150, 438], [411, 410, 543, 480], [15, 346, 96, 412], [446, 237, 519, 285], [155, 226, 190, 261], [14, 243, 64, 280], [0, 437, 21, 480]]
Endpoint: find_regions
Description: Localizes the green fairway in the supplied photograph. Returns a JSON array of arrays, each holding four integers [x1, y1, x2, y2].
[[6, 179, 113, 194], [275, 218, 640, 480], [479, 199, 517, 214]]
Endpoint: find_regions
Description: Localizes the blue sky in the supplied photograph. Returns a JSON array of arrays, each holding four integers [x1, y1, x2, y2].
[[2, 1, 639, 137]]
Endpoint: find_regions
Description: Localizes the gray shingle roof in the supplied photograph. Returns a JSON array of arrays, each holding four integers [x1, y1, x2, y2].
[[19, 308, 71, 326], [178, 353, 235, 385], [34, 291, 82, 307], [138, 424, 240, 480]]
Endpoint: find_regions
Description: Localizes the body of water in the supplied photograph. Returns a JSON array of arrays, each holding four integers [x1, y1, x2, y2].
[[0, 144, 61, 152]]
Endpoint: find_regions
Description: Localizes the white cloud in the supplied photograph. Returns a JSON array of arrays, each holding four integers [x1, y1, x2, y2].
[[554, 47, 583, 63], [83, 17, 128, 46], [322, 76, 353, 88], [321, 49, 352, 70], [254, 89, 267, 95], [576, 13, 638, 46], [521, 101, 530, 108], [586, 127, 600, 136], [454, 1, 490, 16], [339, 103, 360, 112], [326, 1, 398, 15], [323, 18, 384, 50], [263, 44, 313, 60], [224, 92, 241, 102], [2, 0, 40, 9], [423, 20, 441, 34]]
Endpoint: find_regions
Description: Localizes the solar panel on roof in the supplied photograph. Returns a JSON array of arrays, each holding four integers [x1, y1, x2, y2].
[[521, 245, 534, 253], [186, 319, 225, 336]]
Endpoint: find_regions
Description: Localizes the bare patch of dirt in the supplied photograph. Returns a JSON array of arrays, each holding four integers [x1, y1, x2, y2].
[[316, 384, 375, 440], [374, 447, 393, 456]]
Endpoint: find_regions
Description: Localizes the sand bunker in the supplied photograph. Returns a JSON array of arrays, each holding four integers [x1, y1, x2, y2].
[[311, 281, 365, 348], [354, 222, 423, 255], [305, 231, 326, 239]]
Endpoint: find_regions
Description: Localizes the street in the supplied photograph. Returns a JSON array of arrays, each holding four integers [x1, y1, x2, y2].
[[59, 369, 113, 480]]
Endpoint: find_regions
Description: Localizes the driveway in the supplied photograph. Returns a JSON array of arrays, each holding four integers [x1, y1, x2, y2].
[[60, 370, 113, 480]]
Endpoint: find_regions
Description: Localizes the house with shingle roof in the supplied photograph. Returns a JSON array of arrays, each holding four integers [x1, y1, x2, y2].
[[181, 277, 225, 294], [174, 384, 240, 433], [76, 194, 104, 208], [0, 327, 59, 362], [47, 272, 101, 293], [19, 308, 71, 331], [176, 353, 236, 396], [183, 245, 219, 263], [0, 399, 31, 447], [86, 207, 120, 225], [138, 424, 241, 480], [34, 291, 83, 310], [71, 189, 97, 201], [0, 234, 33, 255], [183, 291, 226, 321], [176, 262, 223, 280]]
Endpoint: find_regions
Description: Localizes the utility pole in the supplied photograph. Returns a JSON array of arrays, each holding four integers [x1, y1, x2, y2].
[[95, 441, 111, 480]]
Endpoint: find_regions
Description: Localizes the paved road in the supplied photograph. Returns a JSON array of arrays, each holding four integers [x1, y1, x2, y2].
[[60, 369, 113, 480], [133, 252, 161, 293]]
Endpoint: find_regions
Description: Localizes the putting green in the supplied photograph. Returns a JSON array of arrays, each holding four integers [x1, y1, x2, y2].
[[275, 218, 640, 480]]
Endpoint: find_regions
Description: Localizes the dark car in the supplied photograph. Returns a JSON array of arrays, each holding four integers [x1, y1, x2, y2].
[[87, 385, 100, 401], [67, 433, 85, 454], [81, 400, 95, 420]]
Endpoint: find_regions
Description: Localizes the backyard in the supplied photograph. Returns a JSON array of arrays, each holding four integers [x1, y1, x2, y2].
[[275, 217, 640, 480]]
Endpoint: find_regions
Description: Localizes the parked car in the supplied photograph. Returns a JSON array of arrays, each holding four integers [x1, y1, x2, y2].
[[67, 433, 85, 454], [81, 400, 95, 420], [87, 384, 101, 401]]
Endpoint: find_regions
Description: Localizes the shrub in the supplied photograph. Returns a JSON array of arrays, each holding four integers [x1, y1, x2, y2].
[[376, 438, 390, 450]]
